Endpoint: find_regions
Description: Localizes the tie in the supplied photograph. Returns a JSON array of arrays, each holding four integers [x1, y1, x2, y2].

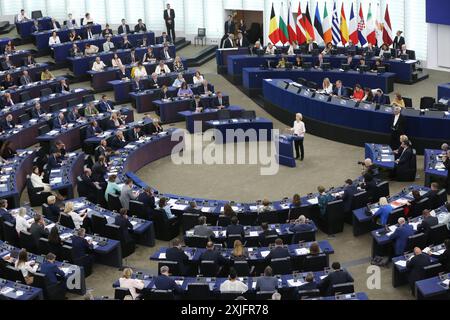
[[219, 98, 222, 105]]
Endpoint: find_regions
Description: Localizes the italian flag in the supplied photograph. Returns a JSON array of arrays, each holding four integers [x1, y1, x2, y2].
[[366, 3, 376, 45]]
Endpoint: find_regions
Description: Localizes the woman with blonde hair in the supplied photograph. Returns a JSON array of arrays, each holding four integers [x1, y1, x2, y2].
[[119, 267, 145, 300], [64, 201, 87, 229], [391, 93, 405, 108], [15, 207, 31, 235], [173, 56, 184, 73], [320, 78, 333, 94], [373, 197, 393, 226], [231, 240, 248, 261], [15, 249, 38, 285]]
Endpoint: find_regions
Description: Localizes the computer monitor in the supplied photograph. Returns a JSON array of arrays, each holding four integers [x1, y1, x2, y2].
[[359, 65, 370, 73], [321, 62, 331, 71], [331, 48, 338, 56], [302, 62, 312, 69], [256, 49, 265, 57], [432, 103, 449, 112], [383, 52, 392, 60], [274, 48, 283, 55], [377, 67, 386, 74], [400, 54, 409, 61]]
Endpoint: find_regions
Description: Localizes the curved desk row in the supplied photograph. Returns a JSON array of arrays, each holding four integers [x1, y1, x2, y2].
[[0, 150, 35, 208], [49, 152, 85, 199], [87, 60, 188, 92], [0, 117, 48, 150], [0, 88, 91, 122], [68, 45, 176, 77], [0, 50, 32, 69], [424, 149, 448, 186], [1, 76, 65, 104], [109, 69, 196, 104], [50, 31, 154, 62], [69, 198, 155, 247], [15, 17, 52, 39], [0, 240, 86, 296], [243, 67, 395, 96], [227, 53, 420, 84], [0, 62, 48, 83], [262, 79, 450, 153], [179, 106, 245, 134]]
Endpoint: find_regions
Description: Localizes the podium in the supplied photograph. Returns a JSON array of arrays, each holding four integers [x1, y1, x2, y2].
[[275, 134, 297, 168]]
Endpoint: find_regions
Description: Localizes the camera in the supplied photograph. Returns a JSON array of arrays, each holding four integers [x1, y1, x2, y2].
[[357, 161, 365, 165]]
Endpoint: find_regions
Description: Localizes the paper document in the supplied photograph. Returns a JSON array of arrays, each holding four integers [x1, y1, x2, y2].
[[159, 253, 166, 259], [307, 198, 318, 205], [260, 251, 270, 258], [287, 279, 306, 287], [394, 260, 407, 268], [295, 248, 310, 256], [249, 231, 259, 237]]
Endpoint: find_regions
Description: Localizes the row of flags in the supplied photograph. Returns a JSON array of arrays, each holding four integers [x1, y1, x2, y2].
[[269, 1, 394, 47]]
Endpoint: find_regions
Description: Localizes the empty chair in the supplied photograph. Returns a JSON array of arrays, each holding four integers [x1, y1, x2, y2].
[[236, 212, 257, 226], [129, 200, 149, 220], [186, 283, 211, 300], [66, 98, 82, 108], [38, 124, 50, 136], [152, 209, 180, 241], [306, 81, 318, 90], [241, 110, 256, 120], [420, 96, 435, 109], [32, 272, 67, 300], [375, 181, 390, 202], [436, 189, 447, 208], [114, 287, 132, 300], [387, 207, 405, 226], [31, 11, 43, 19], [91, 213, 108, 236], [107, 193, 122, 212], [291, 230, 316, 244], [217, 110, 231, 120], [405, 233, 427, 252], [3, 265, 26, 283], [49, 103, 62, 113], [146, 289, 175, 300], [259, 235, 278, 247], [410, 197, 430, 218], [19, 231, 38, 254], [318, 200, 345, 235], [233, 260, 251, 276], [38, 238, 50, 255], [258, 211, 278, 225], [298, 289, 321, 300], [199, 260, 219, 277], [40, 88, 53, 97], [403, 97, 413, 108], [330, 282, 354, 295], [59, 213, 76, 229], [423, 263, 444, 279], [3, 222, 19, 247], [105, 224, 135, 257], [303, 254, 328, 272], [19, 113, 30, 124], [20, 92, 31, 102], [270, 257, 292, 275], [182, 213, 200, 232], [26, 177, 51, 207], [288, 206, 310, 221], [297, 78, 307, 86], [428, 224, 449, 246], [185, 235, 208, 248]]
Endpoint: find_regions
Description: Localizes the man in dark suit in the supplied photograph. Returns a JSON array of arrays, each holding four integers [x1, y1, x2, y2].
[[1, 114, 15, 131], [226, 216, 244, 237], [52, 112, 68, 129], [158, 31, 172, 44], [19, 70, 32, 85], [134, 19, 147, 33], [393, 31, 405, 51], [160, 46, 172, 60], [389, 217, 415, 256], [102, 24, 113, 37], [153, 265, 183, 294], [199, 241, 227, 268], [318, 262, 354, 296], [56, 79, 70, 93], [80, 168, 101, 201], [297, 273, 318, 297], [373, 89, 387, 105], [22, 54, 36, 66], [212, 91, 229, 109], [97, 95, 114, 112], [258, 222, 278, 245], [224, 15, 235, 36], [30, 102, 45, 118], [223, 34, 235, 49], [118, 19, 131, 35], [110, 131, 127, 150], [163, 3, 176, 42], [86, 121, 103, 139], [390, 107, 406, 149], [0, 199, 15, 225], [47, 152, 62, 169], [406, 247, 432, 294], [417, 209, 439, 235], [148, 73, 160, 89], [29, 214, 49, 248], [40, 253, 65, 285], [71, 228, 94, 268], [255, 266, 278, 292], [332, 80, 348, 97], [265, 238, 289, 263], [66, 107, 80, 123], [91, 156, 107, 186], [166, 238, 189, 275], [430, 239, 450, 272], [114, 208, 134, 243], [393, 140, 413, 179], [121, 35, 134, 50], [191, 95, 204, 112], [236, 32, 249, 47], [94, 139, 107, 161], [423, 182, 441, 210], [127, 126, 142, 142], [137, 187, 156, 219], [341, 179, 358, 213]]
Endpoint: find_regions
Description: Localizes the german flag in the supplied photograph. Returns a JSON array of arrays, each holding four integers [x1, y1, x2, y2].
[[269, 3, 280, 44], [304, 2, 315, 41]]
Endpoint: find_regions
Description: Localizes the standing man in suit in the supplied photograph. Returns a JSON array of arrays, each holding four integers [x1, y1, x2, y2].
[[393, 31, 405, 51], [389, 218, 415, 256], [119, 178, 138, 210], [318, 262, 354, 296], [341, 179, 358, 214], [166, 238, 190, 275], [164, 3, 176, 43], [265, 238, 290, 263], [236, 32, 249, 47], [406, 247, 432, 294], [118, 19, 131, 35], [390, 107, 406, 149], [393, 140, 413, 179], [224, 15, 235, 38], [114, 208, 134, 244]]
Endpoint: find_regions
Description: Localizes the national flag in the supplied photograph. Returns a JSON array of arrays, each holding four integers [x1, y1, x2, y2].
[[313, 2, 324, 44], [323, 2, 332, 44], [357, 3, 367, 46], [331, 1, 341, 45], [296, 2, 307, 44], [340, 2, 349, 45], [268, 3, 280, 44], [279, 2, 289, 44], [375, 2, 384, 45], [366, 3, 376, 45], [287, 1, 297, 44], [383, 4, 393, 45], [304, 2, 315, 41], [349, 3, 358, 45]]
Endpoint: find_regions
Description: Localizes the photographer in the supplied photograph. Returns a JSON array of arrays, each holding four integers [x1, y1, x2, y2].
[[359, 158, 378, 177]]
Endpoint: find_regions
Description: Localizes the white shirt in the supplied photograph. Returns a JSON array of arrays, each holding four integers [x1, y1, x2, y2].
[[320, 84, 333, 94], [15, 261, 38, 277], [17, 14, 28, 22], [119, 277, 145, 300], [293, 120, 306, 137], [287, 45, 297, 55], [15, 215, 31, 235], [92, 61, 106, 72], [30, 173, 48, 189], [193, 75, 204, 85], [163, 49, 171, 60], [103, 41, 115, 52], [155, 64, 171, 75], [68, 211, 84, 229], [49, 36, 61, 45], [112, 58, 123, 68], [166, 9, 171, 18], [393, 114, 400, 126], [265, 46, 275, 55], [134, 67, 148, 78], [219, 280, 248, 293]]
